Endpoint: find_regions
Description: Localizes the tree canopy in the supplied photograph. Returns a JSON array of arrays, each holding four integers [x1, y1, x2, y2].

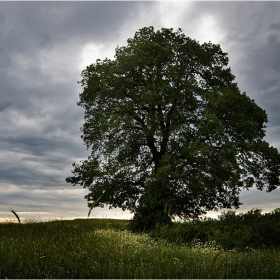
[[66, 26, 280, 230]]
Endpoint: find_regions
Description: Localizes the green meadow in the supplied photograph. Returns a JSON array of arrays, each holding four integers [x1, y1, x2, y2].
[[1, 210, 280, 279]]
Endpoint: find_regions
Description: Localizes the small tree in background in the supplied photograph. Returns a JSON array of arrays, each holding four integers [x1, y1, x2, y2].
[[66, 26, 280, 231]]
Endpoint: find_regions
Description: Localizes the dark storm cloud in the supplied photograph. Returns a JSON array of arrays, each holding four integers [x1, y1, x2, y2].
[[0, 1, 149, 219], [0, 2, 141, 52], [189, 2, 280, 143], [241, 34, 280, 127], [0, 1, 144, 115], [0, 133, 84, 158], [0, 2, 143, 167]]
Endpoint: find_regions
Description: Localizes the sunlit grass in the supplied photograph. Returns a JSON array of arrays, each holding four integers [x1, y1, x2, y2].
[[0, 219, 280, 278]]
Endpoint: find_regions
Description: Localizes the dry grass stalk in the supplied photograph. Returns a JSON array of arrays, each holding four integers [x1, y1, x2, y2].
[[11, 209, 21, 223]]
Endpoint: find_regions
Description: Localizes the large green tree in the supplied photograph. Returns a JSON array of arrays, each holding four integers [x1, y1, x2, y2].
[[66, 27, 280, 230]]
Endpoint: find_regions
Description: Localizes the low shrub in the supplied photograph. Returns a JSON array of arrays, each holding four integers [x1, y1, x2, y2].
[[149, 208, 280, 250]]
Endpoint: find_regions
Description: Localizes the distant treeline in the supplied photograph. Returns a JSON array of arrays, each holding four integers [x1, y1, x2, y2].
[[149, 208, 280, 250]]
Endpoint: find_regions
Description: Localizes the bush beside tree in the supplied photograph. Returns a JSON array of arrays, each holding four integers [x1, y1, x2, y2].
[[149, 208, 280, 250]]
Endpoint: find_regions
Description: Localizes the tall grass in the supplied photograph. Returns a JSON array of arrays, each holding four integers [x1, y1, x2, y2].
[[0, 218, 280, 278]]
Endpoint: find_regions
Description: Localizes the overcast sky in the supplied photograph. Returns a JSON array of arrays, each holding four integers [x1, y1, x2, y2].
[[1, 1, 280, 222]]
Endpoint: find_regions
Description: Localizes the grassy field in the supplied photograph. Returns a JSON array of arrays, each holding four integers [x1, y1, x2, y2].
[[1, 218, 280, 279]]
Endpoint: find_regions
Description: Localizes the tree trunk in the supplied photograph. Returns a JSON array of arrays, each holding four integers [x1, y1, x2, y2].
[[130, 181, 172, 231]]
